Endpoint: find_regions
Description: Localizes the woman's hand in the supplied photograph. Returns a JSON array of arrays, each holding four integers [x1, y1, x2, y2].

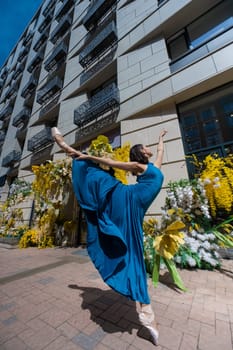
[[76, 153, 90, 160], [159, 129, 167, 138]]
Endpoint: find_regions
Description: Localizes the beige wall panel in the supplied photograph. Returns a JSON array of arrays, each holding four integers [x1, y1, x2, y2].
[[171, 57, 217, 93], [159, 0, 190, 23], [166, 139, 186, 163], [150, 78, 173, 104], [58, 95, 85, 136], [212, 43, 233, 72], [118, 89, 151, 120], [162, 162, 189, 184], [69, 25, 87, 59], [147, 189, 167, 216], [73, 0, 89, 25], [63, 55, 82, 89], [117, 0, 157, 40]]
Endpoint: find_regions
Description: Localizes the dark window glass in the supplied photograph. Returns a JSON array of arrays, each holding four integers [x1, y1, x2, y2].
[[178, 83, 233, 176]]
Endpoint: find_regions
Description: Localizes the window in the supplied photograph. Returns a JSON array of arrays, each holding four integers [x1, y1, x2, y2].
[[167, 0, 233, 62], [178, 82, 233, 176]]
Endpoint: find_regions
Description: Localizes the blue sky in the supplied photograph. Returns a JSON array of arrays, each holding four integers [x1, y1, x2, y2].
[[0, 0, 43, 68]]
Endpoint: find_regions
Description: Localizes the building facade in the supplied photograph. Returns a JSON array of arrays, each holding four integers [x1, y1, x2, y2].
[[0, 0, 232, 228]]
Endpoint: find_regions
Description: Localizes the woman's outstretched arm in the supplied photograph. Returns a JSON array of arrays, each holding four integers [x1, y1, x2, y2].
[[154, 130, 167, 168], [78, 153, 146, 173], [51, 127, 82, 158]]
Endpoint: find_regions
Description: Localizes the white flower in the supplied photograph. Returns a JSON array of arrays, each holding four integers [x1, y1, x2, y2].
[[197, 234, 207, 241], [213, 184, 220, 188], [203, 178, 211, 184], [201, 241, 211, 250], [187, 256, 196, 267], [174, 256, 182, 264], [206, 233, 215, 241]]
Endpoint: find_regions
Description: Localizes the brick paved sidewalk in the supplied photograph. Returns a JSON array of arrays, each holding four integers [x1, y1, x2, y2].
[[0, 245, 232, 350]]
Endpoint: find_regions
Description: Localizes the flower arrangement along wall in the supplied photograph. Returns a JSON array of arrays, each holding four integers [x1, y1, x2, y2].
[[0, 136, 131, 248], [143, 154, 233, 288], [0, 179, 32, 239], [20, 158, 74, 248]]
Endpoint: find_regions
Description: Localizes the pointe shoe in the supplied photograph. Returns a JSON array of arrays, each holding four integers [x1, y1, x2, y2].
[[51, 127, 62, 138], [139, 304, 159, 346]]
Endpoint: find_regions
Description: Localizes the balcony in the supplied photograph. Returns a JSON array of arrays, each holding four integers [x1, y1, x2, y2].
[[27, 127, 53, 152], [12, 107, 31, 128], [50, 13, 72, 44], [38, 13, 53, 33], [2, 150, 21, 167], [5, 84, 18, 100], [83, 0, 116, 30], [12, 63, 24, 80], [55, 0, 74, 21], [79, 21, 117, 67], [0, 131, 5, 144], [44, 42, 68, 71], [21, 76, 38, 99], [22, 31, 33, 46], [74, 82, 119, 127], [0, 104, 13, 121], [0, 66, 8, 80], [36, 76, 63, 105], [80, 48, 116, 85], [38, 94, 60, 120], [18, 46, 29, 62], [42, 0, 56, 17], [33, 29, 49, 51], [27, 52, 44, 73]]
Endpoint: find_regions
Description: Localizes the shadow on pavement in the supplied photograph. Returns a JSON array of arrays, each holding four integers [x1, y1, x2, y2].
[[67, 284, 156, 344]]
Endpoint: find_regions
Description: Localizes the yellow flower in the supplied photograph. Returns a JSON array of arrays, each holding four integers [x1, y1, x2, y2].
[[153, 221, 185, 259]]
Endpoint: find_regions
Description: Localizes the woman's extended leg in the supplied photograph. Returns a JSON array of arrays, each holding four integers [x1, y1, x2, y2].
[[139, 303, 159, 346]]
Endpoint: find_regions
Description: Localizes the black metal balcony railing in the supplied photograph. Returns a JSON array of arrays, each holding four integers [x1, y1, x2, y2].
[[42, 0, 56, 17], [36, 76, 63, 105], [79, 21, 117, 67], [12, 63, 24, 80], [27, 127, 53, 152], [0, 104, 13, 121], [0, 66, 8, 80], [38, 13, 53, 33], [0, 131, 5, 143], [2, 150, 22, 167], [27, 52, 44, 73], [12, 107, 31, 128], [83, 0, 116, 30], [80, 48, 116, 85], [38, 94, 60, 120], [0, 79, 4, 88], [22, 31, 33, 46], [21, 76, 38, 99], [44, 42, 68, 71], [50, 13, 72, 44], [55, 0, 74, 22], [18, 46, 29, 62], [74, 82, 119, 127], [33, 29, 49, 51], [5, 85, 18, 100]]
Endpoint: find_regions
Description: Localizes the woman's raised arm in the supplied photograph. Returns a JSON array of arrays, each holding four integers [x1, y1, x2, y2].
[[154, 130, 167, 168]]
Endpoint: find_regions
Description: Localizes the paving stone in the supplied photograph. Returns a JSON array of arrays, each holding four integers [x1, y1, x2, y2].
[[0, 247, 233, 350]]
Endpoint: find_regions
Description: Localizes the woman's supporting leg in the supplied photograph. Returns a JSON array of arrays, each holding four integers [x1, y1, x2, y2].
[[139, 303, 159, 346]]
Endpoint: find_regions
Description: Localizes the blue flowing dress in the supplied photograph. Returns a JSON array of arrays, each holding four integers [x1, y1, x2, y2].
[[72, 160, 164, 304]]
